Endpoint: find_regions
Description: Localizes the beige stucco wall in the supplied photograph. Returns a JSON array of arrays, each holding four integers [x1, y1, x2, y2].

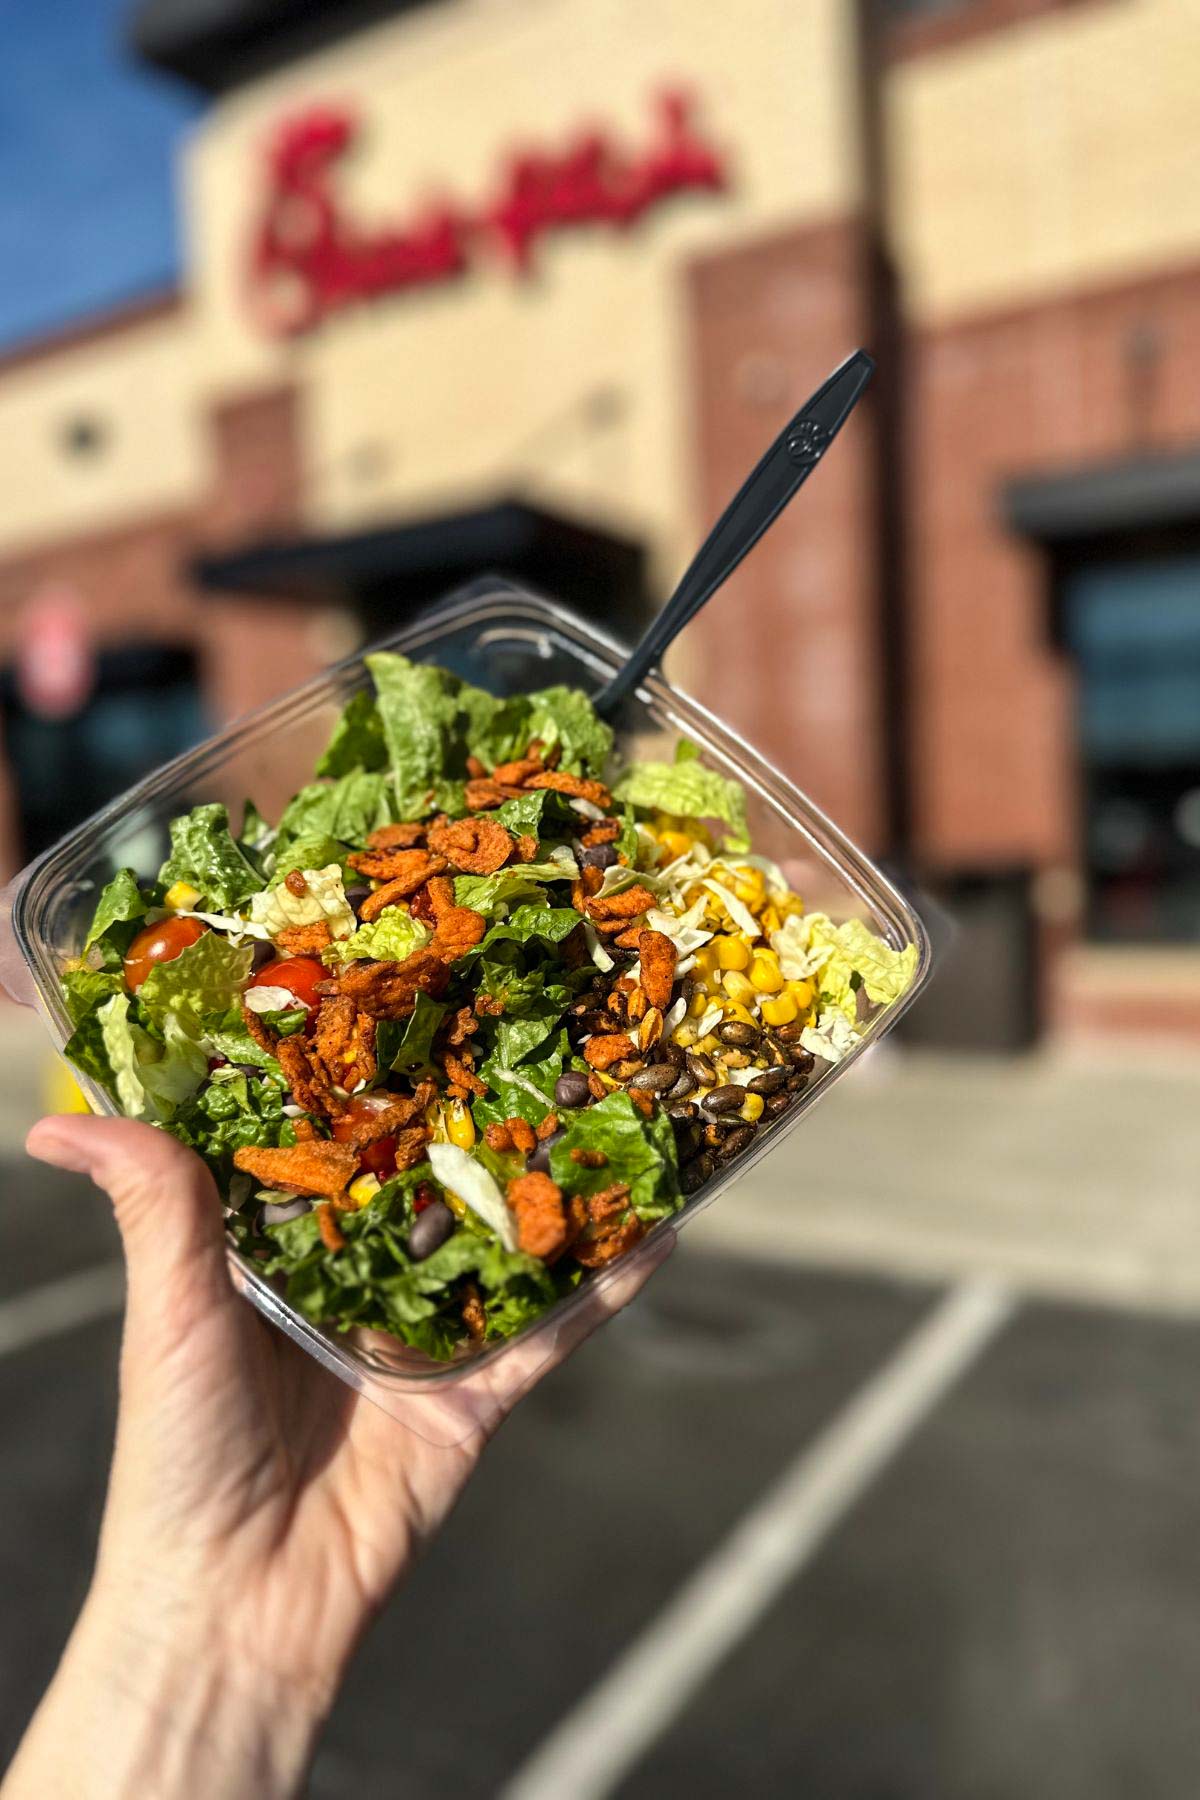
[[0, 310, 208, 554], [890, 0, 1200, 323], [183, 0, 862, 587]]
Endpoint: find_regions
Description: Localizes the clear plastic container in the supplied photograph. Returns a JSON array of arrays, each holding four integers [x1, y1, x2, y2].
[[0, 581, 931, 1443]]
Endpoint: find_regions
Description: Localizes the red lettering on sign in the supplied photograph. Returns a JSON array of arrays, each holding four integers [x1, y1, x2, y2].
[[248, 91, 728, 335]]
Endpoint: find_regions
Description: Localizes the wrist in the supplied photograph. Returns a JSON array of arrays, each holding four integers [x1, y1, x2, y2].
[[5, 1583, 325, 1800]]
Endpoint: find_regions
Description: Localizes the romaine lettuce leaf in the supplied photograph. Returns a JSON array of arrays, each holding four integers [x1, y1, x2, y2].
[[613, 748, 749, 850], [374, 991, 447, 1079], [367, 652, 464, 818], [492, 788, 579, 836], [525, 685, 613, 777], [170, 1070, 294, 1171], [453, 861, 575, 915], [137, 930, 254, 1031], [460, 690, 535, 769], [326, 908, 430, 964], [98, 993, 208, 1122], [158, 804, 261, 910], [268, 836, 357, 888], [84, 868, 147, 951], [783, 912, 917, 1024], [316, 688, 387, 778], [61, 964, 124, 1027], [549, 1090, 681, 1220], [203, 1020, 283, 1074], [274, 769, 392, 857], [473, 1037, 567, 1132], [463, 906, 583, 962]]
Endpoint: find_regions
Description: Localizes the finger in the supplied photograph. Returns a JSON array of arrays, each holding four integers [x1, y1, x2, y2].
[[26, 1115, 232, 1315]]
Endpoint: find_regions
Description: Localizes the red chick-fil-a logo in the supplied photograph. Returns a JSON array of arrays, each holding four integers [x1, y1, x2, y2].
[[248, 91, 729, 335]]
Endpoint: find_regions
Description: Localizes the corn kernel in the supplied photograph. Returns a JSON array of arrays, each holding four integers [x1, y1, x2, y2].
[[720, 1001, 758, 1028], [741, 1092, 765, 1123], [733, 870, 766, 911], [721, 971, 756, 1006], [164, 880, 201, 913], [443, 1188, 468, 1220], [760, 991, 799, 1027], [698, 1033, 720, 1053], [347, 1172, 381, 1208], [446, 1101, 476, 1149], [688, 990, 709, 1017], [694, 942, 721, 980], [716, 935, 751, 972], [674, 1024, 696, 1047], [749, 951, 784, 994], [658, 829, 693, 863], [761, 906, 783, 937], [788, 979, 816, 1012]]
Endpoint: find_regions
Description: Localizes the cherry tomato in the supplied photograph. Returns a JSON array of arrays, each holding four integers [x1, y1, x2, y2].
[[250, 956, 327, 1013], [123, 916, 207, 992], [331, 1095, 400, 1177]]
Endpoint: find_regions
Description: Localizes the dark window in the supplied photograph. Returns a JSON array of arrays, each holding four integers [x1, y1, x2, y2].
[[0, 644, 207, 863], [1064, 557, 1200, 943]]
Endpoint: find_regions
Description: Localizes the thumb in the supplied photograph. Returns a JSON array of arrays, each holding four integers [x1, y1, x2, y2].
[[27, 1115, 233, 1322]]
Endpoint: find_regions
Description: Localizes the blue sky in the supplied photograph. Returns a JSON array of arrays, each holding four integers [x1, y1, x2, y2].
[[0, 0, 202, 350]]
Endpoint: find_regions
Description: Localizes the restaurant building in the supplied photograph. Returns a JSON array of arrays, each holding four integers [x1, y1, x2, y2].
[[0, 0, 1198, 1043]]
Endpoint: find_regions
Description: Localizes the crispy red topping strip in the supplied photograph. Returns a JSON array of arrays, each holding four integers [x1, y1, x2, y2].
[[234, 1139, 360, 1199], [637, 929, 678, 1010]]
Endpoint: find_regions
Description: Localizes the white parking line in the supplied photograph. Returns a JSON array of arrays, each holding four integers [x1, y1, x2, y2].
[[501, 1278, 1016, 1800], [0, 1262, 124, 1361]]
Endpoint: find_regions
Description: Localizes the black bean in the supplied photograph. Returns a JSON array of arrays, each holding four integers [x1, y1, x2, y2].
[[686, 1050, 718, 1086], [681, 1151, 716, 1194], [259, 1198, 311, 1228], [748, 1065, 788, 1096], [234, 1063, 263, 1080], [251, 939, 275, 970], [529, 1128, 565, 1174], [718, 1124, 757, 1161], [764, 1091, 793, 1118], [667, 1069, 698, 1101], [627, 1063, 677, 1093], [718, 1020, 759, 1048], [581, 843, 618, 870], [702, 1083, 746, 1115], [773, 1019, 804, 1043], [407, 1200, 456, 1261], [554, 1071, 591, 1108], [345, 884, 372, 914]]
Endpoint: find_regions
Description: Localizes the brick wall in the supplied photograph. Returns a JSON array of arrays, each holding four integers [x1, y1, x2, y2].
[[685, 218, 883, 852]]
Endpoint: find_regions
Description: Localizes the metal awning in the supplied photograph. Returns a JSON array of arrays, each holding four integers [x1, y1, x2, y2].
[[191, 498, 650, 636], [129, 0, 423, 92], [1005, 449, 1200, 546]]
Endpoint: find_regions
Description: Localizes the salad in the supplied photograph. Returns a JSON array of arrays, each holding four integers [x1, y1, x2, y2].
[[60, 654, 916, 1360]]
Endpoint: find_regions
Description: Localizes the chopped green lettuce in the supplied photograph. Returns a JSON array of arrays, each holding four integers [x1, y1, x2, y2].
[[464, 906, 584, 962], [158, 804, 261, 910], [550, 1090, 680, 1221], [61, 965, 124, 1027], [524, 685, 613, 777], [613, 747, 749, 850], [137, 930, 254, 1032], [268, 835, 357, 888], [84, 868, 147, 951], [97, 993, 208, 1122], [367, 653, 466, 818], [792, 913, 917, 1024], [374, 991, 447, 1079], [172, 1071, 294, 1171], [453, 860, 575, 915], [327, 908, 430, 964], [316, 688, 387, 778], [274, 769, 392, 856], [492, 788, 579, 836]]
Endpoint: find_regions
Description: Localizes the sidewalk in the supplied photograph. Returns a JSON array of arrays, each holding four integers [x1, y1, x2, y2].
[[689, 1045, 1200, 1318]]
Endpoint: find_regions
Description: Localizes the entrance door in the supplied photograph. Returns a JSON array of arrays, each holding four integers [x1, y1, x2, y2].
[[1064, 557, 1200, 943], [0, 643, 206, 862]]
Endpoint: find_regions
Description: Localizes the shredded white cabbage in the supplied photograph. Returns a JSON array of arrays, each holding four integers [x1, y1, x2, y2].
[[799, 1009, 857, 1065], [427, 1143, 518, 1252], [570, 798, 607, 821], [584, 919, 615, 972], [702, 878, 760, 938], [770, 913, 832, 982], [178, 909, 271, 941]]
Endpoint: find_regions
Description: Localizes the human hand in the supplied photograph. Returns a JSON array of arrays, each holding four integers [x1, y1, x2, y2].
[[3, 1116, 672, 1800]]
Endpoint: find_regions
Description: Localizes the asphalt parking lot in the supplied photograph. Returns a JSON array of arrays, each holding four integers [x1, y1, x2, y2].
[[5, 1132, 1200, 1798]]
